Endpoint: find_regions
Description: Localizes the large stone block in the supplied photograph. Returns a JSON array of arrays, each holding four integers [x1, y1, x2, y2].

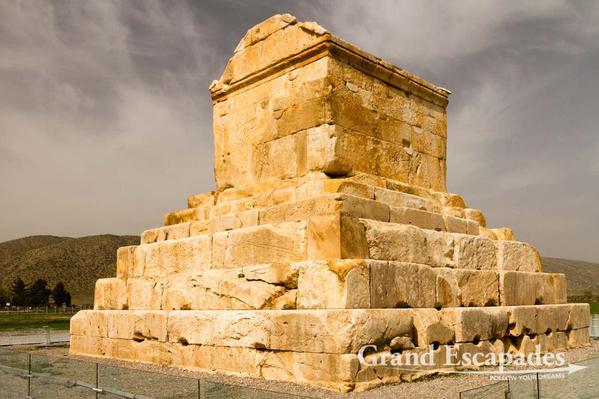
[[453, 235, 498, 270], [116, 246, 136, 279], [135, 236, 212, 278], [296, 260, 370, 309], [362, 220, 454, 268], [373, 187, 437, 211], [495, 240, 542, 272], [436, 268, 499, 307], [411, 308, 455, 346], [212, 221, 307, 268], [187, 266, 293, 310], [500, 272, 567, 305], [507, 304, 571, 336], [442, 307, 508, 343], [389, 207, 445, 231], [126, 278, 164, 310], [370, 262, 437, 308], [166, 309, 413, 354], [567, 328, 591, 348], [94, 278, 127, 310]]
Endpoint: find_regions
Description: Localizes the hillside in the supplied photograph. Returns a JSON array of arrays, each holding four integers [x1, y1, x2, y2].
[[0, 235, 139, 304], [542, 257, 599, 299], [0, 235, 596, 305]]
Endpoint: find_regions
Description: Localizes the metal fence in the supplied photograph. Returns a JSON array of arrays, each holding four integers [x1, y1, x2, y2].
[[459, 356, 599, 399], [0, 348, 313, 399], [0, 305, 92, 314]]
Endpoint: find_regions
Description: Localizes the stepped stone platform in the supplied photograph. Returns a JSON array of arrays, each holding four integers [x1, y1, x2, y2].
[[70, 14, 591, 392]]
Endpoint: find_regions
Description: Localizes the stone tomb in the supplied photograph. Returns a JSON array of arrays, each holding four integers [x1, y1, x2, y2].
[[70, 14, 590, 392]]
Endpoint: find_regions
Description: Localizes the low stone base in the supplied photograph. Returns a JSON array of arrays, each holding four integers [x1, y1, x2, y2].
[[70, 305, 590, 392]]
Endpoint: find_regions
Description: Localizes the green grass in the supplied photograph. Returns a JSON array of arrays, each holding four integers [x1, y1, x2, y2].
[[0, 313, 73, 331], [590, 302, 599, 314]]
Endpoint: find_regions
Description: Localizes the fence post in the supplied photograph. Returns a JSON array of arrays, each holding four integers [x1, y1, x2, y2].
[[197, 379, 201, 399], [95, 362, 100, 399], [27, 353, 32, 399], [536, 372, 540, 399]]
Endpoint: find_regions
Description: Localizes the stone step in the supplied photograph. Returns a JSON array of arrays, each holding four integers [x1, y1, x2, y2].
[[149, 191, 482, 247], [71, 303, 590, 392], [72, 308, 414, 355], [70, 327, 589, 394], [96, 260, 567, 312], [127, 217, 539, 285], [72, 304, 589, 354], [294, 260, 563, 309], [168, 172, 492, 234], [358, 219, 540, 272]]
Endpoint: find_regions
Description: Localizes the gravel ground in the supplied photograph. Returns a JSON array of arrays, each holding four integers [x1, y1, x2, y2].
[[2, 340, 598, 399]]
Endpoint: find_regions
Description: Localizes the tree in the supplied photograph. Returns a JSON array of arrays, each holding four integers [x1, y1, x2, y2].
[[52, 282, 71, 306], [0, 287, 9, 306], [10, 278, 28, 306], [29, 279, 51, 306]]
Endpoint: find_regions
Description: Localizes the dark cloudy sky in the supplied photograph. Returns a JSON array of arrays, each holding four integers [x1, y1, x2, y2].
[[1, 1, 598, 262]]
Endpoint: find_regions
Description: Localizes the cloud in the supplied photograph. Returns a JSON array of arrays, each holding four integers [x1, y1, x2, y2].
[[0, 0, 220, 239], [0, 0, 598, 262]]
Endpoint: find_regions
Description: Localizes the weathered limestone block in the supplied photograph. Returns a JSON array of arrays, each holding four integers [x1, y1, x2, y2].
[[257, 193, 390, 226], [187, 192, 215, 208], [492, 227, 515, 241], [412, 309, 455, 346], [126, 278, 164, 310], [495, 240, 542, 272], [370, 262, 437, 308], [436, 268, 499, 307], [507, 304, 571, 336], [442, 307, 508, 343], [567, 328, 591, 348], [530, 331, 569, 353], [135, 236, 212, 278], [306, 123, 445, 190], [94, 278, 127, 310], [70, 310, 107, 337], [208, 214, 242, 233], [253, 131, 308, 183], [566, 303, 591, 329], [454, 234, 498, 270], [260, 351, 359, 393], [141, 223, 191, 244], [106, 310, 168, 342], [362, 221, 454, 268], [373, 187, 437, 212], [157, 263, 299, 311], [390, 207, 445, 231], [70, 335, 106, 357], [212, 221, 307, 268], [296, 260, 370, 309], [500, 272, 567, 305], [166, 309, 413, 354], [189, 268, 290, 310], [442, 215, 468, 234], [116, 245, 136, 279], [307, 215, 368, 260], [164, 206, 209, 226], [323, 179, 375, 200], [463, 208, 486, 228]]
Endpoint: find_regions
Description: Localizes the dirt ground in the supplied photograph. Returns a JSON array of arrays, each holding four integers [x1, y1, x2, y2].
[[2, 340, 598, 399]]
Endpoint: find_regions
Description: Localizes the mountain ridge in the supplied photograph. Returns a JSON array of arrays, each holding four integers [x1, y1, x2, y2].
[[0, 234, 139, 304]]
